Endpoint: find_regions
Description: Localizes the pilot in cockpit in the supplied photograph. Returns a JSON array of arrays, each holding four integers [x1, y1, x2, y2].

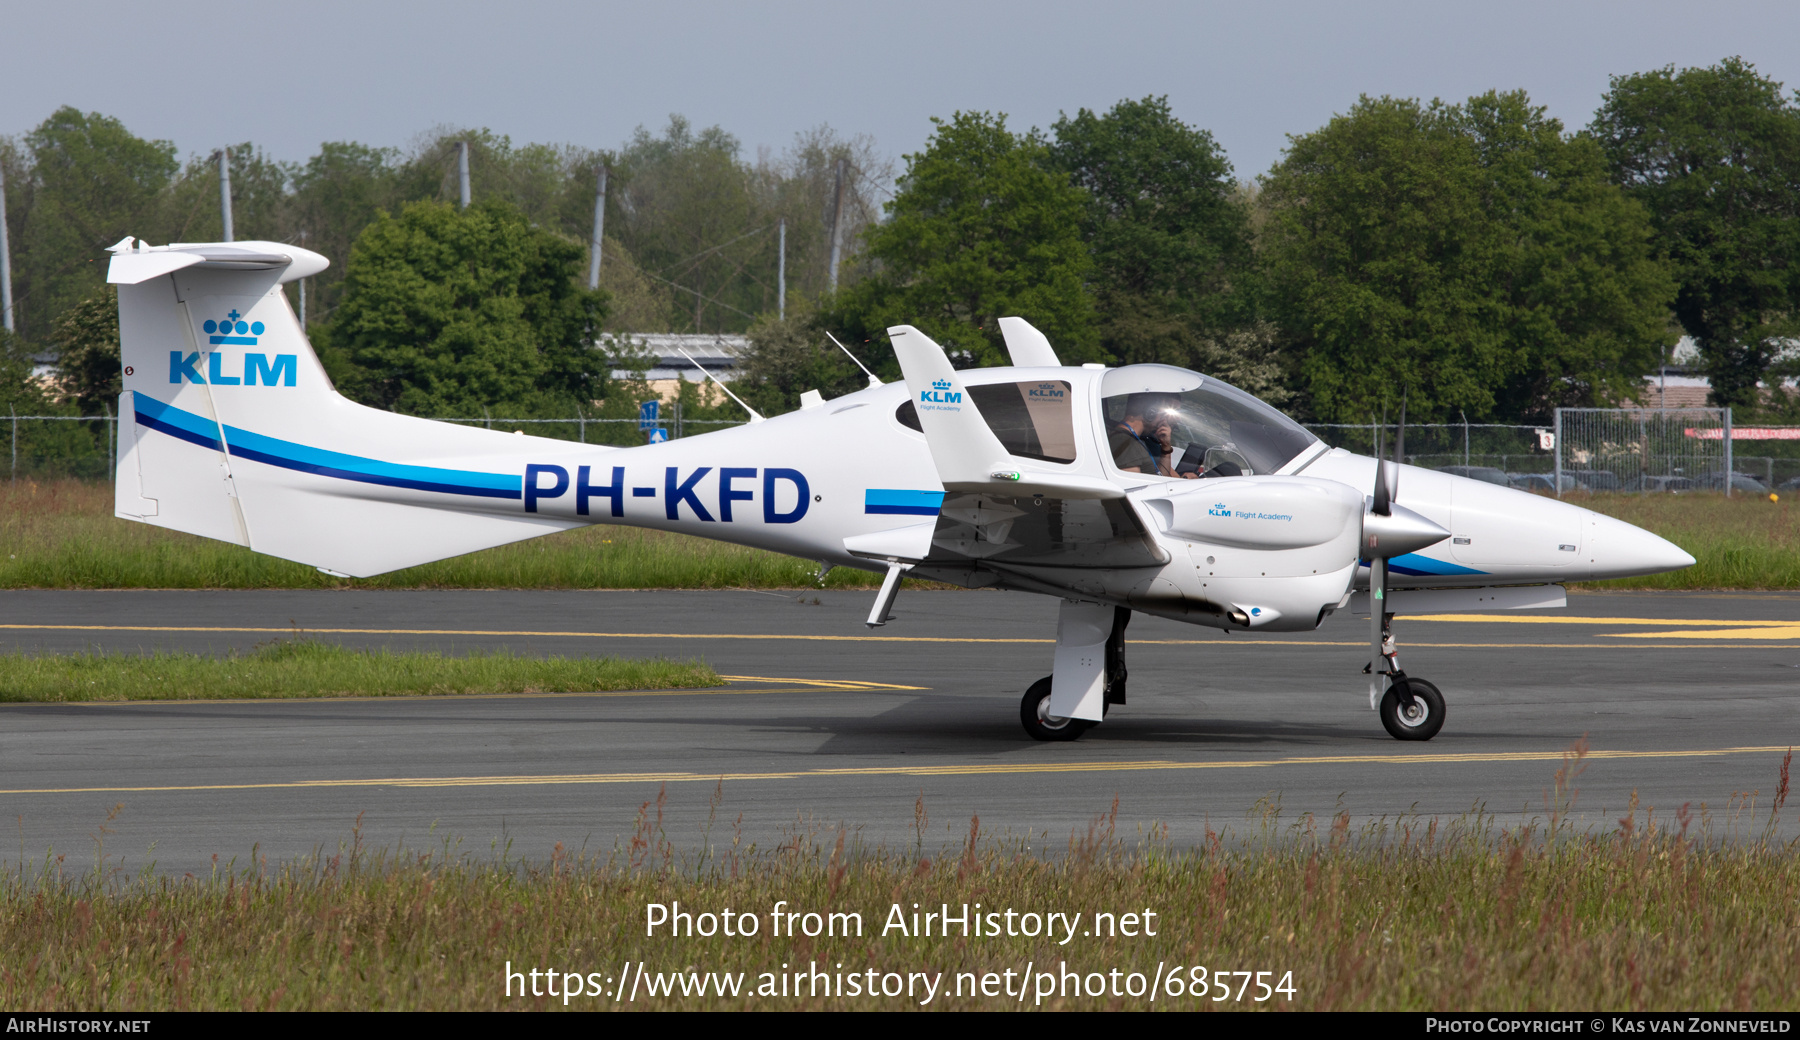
[[1109, 394, 1190, 477]]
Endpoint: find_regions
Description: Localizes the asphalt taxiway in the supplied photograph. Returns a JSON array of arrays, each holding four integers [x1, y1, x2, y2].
[[2, 588, 1796, 873]]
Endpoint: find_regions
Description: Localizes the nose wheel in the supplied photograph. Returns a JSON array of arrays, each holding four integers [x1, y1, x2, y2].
[[1379, 677, 1445, 741]]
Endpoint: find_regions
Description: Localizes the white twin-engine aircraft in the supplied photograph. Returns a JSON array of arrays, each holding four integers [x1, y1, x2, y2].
[[106, 238, 1694, 742]]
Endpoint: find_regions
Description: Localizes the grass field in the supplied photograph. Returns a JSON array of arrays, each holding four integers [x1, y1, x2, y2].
[[2, 479, 1793, 591], [4, 747, 1795, 1010], [0, 640, 720, 702]]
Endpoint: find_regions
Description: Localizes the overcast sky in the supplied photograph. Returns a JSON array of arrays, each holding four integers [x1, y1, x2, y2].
[[5, 1, 1798, 180]]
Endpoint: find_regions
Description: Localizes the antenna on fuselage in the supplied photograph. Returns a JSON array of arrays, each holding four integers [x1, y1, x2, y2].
[[826, 331, 882, 388], [676, 348, 765, 424]]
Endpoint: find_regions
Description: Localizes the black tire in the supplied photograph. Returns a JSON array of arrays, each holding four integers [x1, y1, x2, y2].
[[1020, 676, 1094, 742], [1380, 678, 1445, 741]]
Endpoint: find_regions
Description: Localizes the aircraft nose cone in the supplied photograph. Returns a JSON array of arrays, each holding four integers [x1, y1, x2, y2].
[[1588, 513, 1695, 580]]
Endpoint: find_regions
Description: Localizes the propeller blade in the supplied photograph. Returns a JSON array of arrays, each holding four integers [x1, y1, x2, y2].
[[1392, 398, 1405, 503], [1370, 409, 1390, 516]]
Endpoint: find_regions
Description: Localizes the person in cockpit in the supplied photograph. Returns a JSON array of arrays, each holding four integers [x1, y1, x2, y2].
[[1109, 393, 1187, 476]]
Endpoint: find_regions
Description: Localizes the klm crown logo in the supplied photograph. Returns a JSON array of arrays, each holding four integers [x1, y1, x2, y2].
[[1208, 502, 1231, 517], [203, 310, 265, 346], [921, 378, 962, 406]]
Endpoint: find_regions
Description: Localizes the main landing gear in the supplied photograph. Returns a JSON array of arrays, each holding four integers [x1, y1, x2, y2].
[[1368, 609, 1446, 741], [1021, 607, 1129, 741]]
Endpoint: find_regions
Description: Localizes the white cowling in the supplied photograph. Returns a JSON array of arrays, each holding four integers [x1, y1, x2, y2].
[[1145, 477, 1364, 550]]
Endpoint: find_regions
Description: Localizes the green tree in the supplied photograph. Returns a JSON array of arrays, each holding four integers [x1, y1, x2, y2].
[[1261, 92, 1674, 423], [834, 112, 1096, 368], [16, 108, 176, 340], [323, 199, 608, 417], [610, 117, 765, 332], [151, 143, 291, 246], [1591, 57, 1800, 409], [1049, 97, 1259, 373], [732, 309, 864, 416], [50, 286, 120, 415], [289, 142, 406, 323]]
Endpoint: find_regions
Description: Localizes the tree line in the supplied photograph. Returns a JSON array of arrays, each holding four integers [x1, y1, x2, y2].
[[2, 55, 1797, 431]]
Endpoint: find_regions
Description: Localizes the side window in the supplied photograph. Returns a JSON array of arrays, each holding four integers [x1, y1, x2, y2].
[[894, 381, 1076, 463]]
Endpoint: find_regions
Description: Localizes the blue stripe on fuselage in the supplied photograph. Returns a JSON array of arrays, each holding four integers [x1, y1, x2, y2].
[[865, 488, 945, 515], [1371, 552, 1487, 577], [131, 391, 523, 500]]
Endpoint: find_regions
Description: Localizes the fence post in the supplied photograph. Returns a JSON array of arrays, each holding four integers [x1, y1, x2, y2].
[[1723, 407, 1733, 497], [9, 407, 15, 483], [103, 402, 114, 476], [1553, 408, 1563, 498]]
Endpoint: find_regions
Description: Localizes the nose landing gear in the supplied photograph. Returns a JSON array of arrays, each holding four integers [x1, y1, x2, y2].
[[1368, 608, 1446, 741]]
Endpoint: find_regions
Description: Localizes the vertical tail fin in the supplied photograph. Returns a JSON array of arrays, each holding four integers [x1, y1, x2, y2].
[[108, 238, 604, 577]]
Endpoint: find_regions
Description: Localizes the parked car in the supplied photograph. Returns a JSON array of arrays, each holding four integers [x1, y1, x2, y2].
[[1622, 475, 1694, 493], [1566, 469, 1623, 491], [1508, 473, 1579, 493], [1436, 465, 1511, 486], [1695, 471, 1769, 492]]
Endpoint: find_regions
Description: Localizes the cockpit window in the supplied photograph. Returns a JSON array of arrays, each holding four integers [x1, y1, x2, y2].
[[896, 380, 1077, 463], [1099, 364, 1316, 478]]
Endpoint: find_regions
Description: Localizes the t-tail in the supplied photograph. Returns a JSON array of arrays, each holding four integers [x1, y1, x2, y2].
[[108, 237, 612, 577]]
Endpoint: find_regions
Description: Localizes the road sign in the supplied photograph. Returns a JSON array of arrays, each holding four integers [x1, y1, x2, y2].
[[647, 428, 669, 444], [638, 400, 659, 430]]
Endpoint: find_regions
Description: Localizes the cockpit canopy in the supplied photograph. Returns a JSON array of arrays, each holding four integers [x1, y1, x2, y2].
[[1100, 364, 1316, 477]]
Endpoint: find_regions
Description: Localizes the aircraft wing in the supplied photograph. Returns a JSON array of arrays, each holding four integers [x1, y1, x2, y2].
[[887, 325, 1165, 571]]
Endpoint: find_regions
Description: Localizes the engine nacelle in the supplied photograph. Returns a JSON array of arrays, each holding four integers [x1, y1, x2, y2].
[[1142, 477, 1364, 550]]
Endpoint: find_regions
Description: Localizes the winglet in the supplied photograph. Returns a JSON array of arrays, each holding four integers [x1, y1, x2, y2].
[[998, 317, 1059, 367], [889, 325, 1013, 491], [888, 324, 1120, 500]]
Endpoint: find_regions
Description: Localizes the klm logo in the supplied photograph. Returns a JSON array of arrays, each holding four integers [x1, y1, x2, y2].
[[205, 309, 264, 345], [170, 350, 297, 386], [920, 379, 962, 405], [1208, 502, 1231, 517], [1026, 383, 1065, 399]]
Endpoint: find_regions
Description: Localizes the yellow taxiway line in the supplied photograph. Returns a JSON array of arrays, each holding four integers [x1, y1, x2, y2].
[[2, 621, 1797, 648], [1, 744, 1789, 797]]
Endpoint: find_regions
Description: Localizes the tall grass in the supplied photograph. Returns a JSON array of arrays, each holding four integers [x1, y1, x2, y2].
[[4, 748, 1796, 1010], [1573, 492, 1800, 590], [4, 479, 1793, 590], [0, 640, 721, 702]]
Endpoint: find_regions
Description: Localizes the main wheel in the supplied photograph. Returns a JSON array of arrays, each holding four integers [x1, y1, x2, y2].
[[1380, 678, 1445, 741], [1020, 676, 1093, 742]]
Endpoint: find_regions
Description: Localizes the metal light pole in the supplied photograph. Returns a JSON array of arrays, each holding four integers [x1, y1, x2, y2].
[[457, 142, 471, 209], [777, 217, 786, 321], [218, 148, 234, 242], [826, 158, 846, 293], [0, 162, 13, 334], [587, 165, 608, 290]]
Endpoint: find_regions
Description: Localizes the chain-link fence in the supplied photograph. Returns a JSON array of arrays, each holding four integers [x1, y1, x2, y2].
[[1554, 408, 1731, 494], [1303, 422, 1554, 476], [3, 407, 753, 483]]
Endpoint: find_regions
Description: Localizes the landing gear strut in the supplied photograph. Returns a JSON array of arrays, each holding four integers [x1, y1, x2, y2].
[[1021, 607, 1130, 741], [1367, 600, 1445, 741]]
